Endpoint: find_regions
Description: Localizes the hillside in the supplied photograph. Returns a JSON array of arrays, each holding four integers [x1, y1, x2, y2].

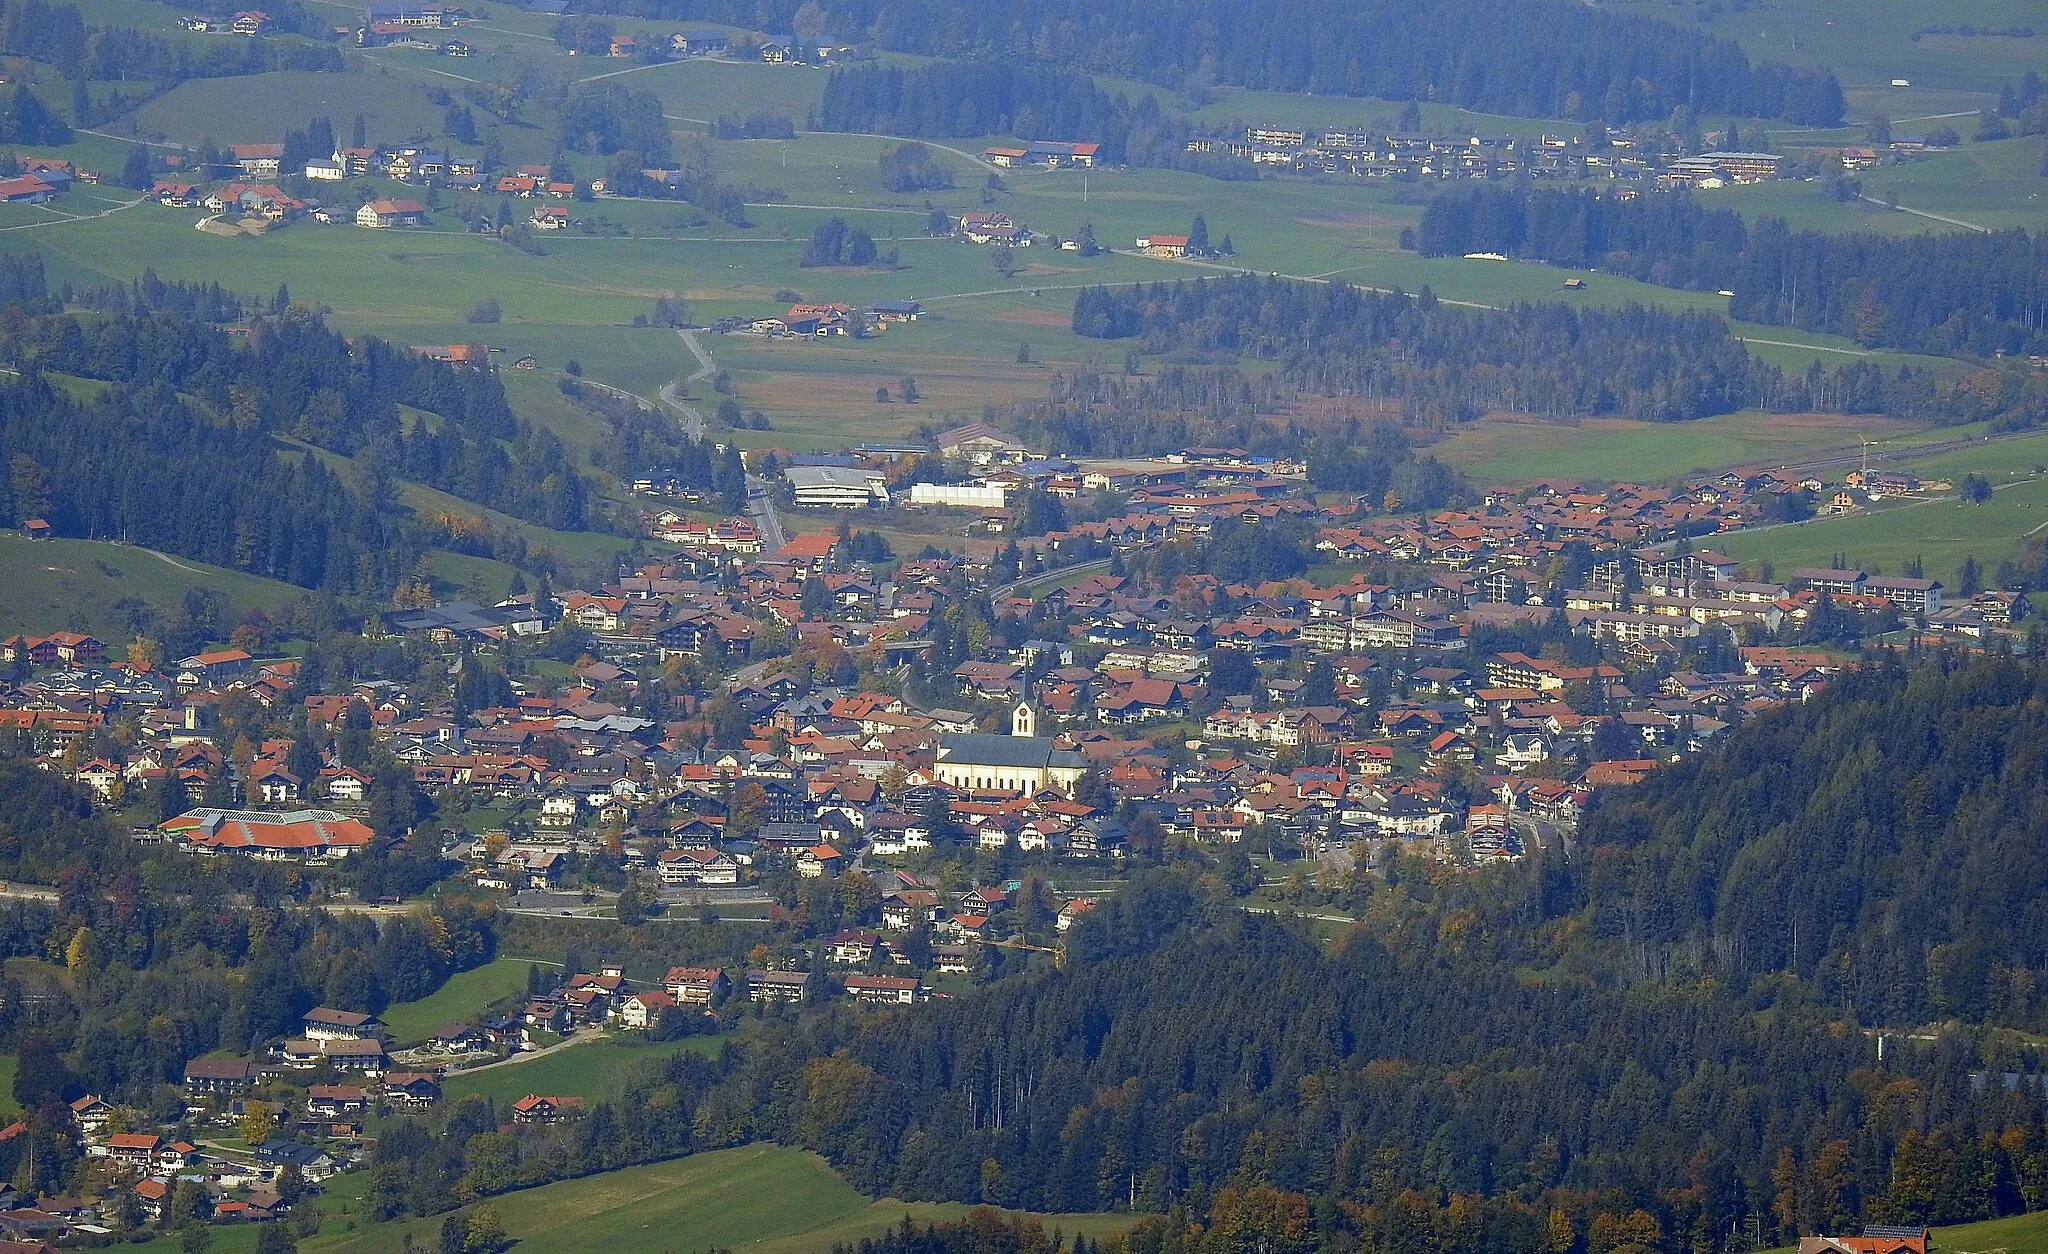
[[295, 1145, 1133, 1254], [665, 657, 2048, 1244], [0, 530, 304, 640]]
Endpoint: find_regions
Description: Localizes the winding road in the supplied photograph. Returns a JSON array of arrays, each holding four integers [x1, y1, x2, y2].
[[656, 328, 717, 440]]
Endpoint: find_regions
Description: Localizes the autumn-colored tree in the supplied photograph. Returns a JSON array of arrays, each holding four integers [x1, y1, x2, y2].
[[239, 1103, 275, 1146], [728, 782, 769, 838]]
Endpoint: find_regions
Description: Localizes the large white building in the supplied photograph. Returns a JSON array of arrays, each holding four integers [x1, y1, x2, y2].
[[786, 466, 888, 509], [909, 482, 1010, 509], [933, 702, 1088, 796]]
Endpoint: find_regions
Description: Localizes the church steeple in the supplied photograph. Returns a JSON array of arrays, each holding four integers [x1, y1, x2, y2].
[[1011, 699, 1038, 738]]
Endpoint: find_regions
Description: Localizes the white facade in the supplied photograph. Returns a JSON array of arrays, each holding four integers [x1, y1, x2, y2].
[[909, 482, 1010, 509]]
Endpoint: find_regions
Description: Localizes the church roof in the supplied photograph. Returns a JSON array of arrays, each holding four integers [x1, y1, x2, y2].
[[938, 733, 1084, 770]]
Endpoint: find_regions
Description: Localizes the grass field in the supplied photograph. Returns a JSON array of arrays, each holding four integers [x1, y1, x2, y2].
[[380, 956, 538, 1043], [1430, 410, 1932, 484], [0, 532, 305, 640], [1717, 475, 2048, 586], [1605, 0, 2032, 105], [1896, 432, 2048, 482], [304, 1144, 1135, 1254], [0, 1055, 18, 1119], [440, 1032, 728, 1108]]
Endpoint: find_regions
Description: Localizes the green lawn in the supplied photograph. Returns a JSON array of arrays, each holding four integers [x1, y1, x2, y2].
[[303, 1144, 1135, 1254], [381, 957, 539, 1043], [1717, 475, 2048, 586], [0, 531, 306, 640], [441, 1032, 729, 1108]]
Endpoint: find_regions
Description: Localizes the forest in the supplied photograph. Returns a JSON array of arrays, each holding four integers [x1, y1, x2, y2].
[[1415, 186, 2048, 358], [628, 0, 1843, 123], [675, 656, 2048, 1253], [1064, 276, 2048, 432], [0, 303, 600, 542], [0, 0, 342, 85]]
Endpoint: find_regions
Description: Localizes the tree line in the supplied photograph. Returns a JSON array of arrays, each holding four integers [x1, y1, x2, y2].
[[0, 0, 341, 85], [1065, 275, 2048, 431], [637, 0, 1843, 124], [0, 304, 604, 536], [1416, 185, 2048, 357]]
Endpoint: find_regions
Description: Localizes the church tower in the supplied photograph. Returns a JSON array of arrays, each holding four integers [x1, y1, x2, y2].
[[1011, 699, 1038, 738]]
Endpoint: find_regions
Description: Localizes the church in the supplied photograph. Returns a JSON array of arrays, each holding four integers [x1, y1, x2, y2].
[[933, 701, 1088, 796]]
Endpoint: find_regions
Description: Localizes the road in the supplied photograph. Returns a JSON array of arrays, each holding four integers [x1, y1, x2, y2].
[[990, 556, 1114, 600], [747, 476, 786, 552], [0, 192, 146, 235], [656, 328, 717, 440], [441, 1028, 606, 1075], [1857, 193, 1988, 234]]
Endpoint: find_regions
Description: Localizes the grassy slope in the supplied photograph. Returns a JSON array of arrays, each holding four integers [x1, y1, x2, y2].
[[380, 956, 536, 1043], [1717, 475, 2048, 586], [303, 1144, 1134, 1254], [0, 532, 304, 639], [440, 1032, 728, 1107]]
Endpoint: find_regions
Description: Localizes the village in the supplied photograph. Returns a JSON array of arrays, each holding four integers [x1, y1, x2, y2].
[[0, 356, 2028, 1245]]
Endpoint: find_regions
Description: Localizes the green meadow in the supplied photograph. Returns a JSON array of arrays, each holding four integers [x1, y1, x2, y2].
[[299, 1144, 1136, 1254], [0, 531, 305, 640], [440, 1031, 728, 1108], [1718, 475, 2048, 586], [379, 955, 539, 1043], [1432, 410, 1933, 486]]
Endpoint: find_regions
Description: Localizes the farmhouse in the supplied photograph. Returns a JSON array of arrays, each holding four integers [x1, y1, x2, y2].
[[1137, 233, 1190, 258], [0, 177, 54, 203], [671, 30, 727, 55], [357, 198, 426, 228], [230, 144, 284, 177], [785, 302, 852, 335], [512, 1094, 585, 1123]]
